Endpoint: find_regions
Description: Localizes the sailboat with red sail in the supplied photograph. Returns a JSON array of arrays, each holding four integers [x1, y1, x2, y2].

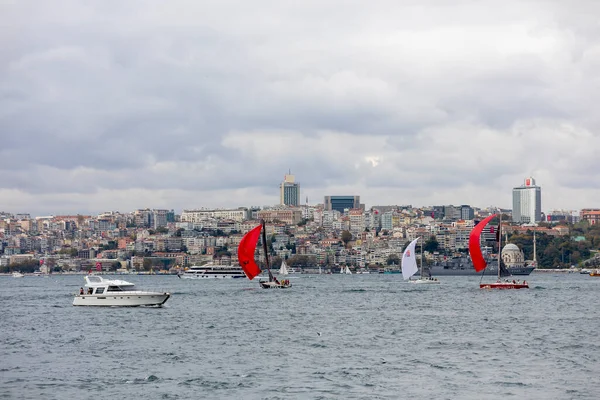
[[469, 213, 529, 289], [237, 220, 292, 289]]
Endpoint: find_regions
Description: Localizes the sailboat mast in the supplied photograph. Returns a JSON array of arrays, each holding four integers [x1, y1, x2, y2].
[[497, 212, 502, 280], [260, 219, 274, 282], [533, 230, 537, 265], [420, 238, 424, 279]]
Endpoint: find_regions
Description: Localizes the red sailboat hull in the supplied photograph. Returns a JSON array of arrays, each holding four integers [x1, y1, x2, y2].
[[480, 282, 529, 289]]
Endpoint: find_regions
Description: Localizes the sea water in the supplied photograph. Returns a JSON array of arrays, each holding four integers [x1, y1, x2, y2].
[[1, 273, 599, 399]]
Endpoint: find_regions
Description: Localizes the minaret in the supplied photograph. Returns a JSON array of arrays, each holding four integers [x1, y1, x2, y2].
[[533, 230, 537, 266]]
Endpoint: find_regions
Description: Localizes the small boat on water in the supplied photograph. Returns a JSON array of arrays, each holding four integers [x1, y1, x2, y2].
[[73, 275, 171, 306], [12, 271, 24, 278], [238, 220, 291, 289], [590, 270, 600, 277], [402, 237, 440, 284], [279, 260, 290, 275], [340, 265, 352, 274], [470, 213, 529, 290]]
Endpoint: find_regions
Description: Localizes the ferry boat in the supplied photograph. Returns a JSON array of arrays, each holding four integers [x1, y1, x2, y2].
[[73, 275, 170, 307], [178, 264, 246, 279]]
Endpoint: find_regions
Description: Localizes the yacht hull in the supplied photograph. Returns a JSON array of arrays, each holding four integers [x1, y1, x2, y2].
[[73, 292, 170, 306]]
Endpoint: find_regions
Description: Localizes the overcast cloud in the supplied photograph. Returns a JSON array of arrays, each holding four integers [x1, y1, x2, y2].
[[1, 0, 600, 216]]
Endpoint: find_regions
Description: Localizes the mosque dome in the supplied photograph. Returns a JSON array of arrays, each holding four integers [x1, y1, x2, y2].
[[502, 243, 520, 252], [501, 243, 524, 267]]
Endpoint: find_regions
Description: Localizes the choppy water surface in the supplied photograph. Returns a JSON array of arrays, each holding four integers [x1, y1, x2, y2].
[[1, 273, 599, 399]]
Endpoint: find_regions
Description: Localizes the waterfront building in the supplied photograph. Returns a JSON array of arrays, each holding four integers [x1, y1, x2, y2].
[[280, 172, 300, 206], [512, 177, 542, 224]]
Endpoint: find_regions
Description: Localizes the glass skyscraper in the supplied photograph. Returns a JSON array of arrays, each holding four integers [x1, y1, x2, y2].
[[512, 177, 542, 224]]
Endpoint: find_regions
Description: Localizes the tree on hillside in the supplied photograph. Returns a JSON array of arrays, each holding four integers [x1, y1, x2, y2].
[[386, 254, 400, 266], [341, 231, 352, 247], [423, 236, 439, 253]]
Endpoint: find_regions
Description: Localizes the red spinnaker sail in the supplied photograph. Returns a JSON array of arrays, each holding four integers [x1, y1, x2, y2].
[[238, 225, 263, 280], [469, 214, 497, 272]]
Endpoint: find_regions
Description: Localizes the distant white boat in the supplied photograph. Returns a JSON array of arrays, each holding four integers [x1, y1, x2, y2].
[[340, 265, 352, 274], [12, 271, 24, 278], [279, 261, 289, 275], [402, 237, 439, 284], [73, 275, 170, 307]]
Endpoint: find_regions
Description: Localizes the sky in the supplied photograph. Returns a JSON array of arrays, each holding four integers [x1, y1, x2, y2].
[[1, 0, 600, 217]]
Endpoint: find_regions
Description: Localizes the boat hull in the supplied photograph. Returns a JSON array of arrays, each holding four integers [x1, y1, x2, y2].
[[179, 274, 245, 279], [73, 292, 170, 306], [429, 266, 535, 276], [259, 281, 292, 289], [479, 283, 529, 289], [410, 279, 440, 284]]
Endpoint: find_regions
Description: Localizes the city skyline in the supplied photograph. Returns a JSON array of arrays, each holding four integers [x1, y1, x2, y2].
[[0, 173, 589, 218], [2, 1, 600, 216]]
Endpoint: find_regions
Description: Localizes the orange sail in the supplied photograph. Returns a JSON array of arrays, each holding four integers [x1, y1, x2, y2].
[[469, 214, 497, 272], [238, 224, 263, 280]]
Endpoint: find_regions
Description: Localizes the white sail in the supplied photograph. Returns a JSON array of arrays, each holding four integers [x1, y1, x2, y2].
[[401, 238, 420, 280], [279, 260, 289, 275], [344, 266, 352, 274]]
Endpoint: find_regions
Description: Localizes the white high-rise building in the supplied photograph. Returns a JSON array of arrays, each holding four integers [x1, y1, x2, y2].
[[512, 177, 542, 224]]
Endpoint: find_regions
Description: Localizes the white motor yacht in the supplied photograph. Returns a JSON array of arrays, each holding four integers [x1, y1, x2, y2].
[[73, 275, 170, 307], [12, 271, 24, 278]]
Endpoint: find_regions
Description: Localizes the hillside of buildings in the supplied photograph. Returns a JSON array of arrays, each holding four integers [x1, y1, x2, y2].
[[1, 206, 599, 274]]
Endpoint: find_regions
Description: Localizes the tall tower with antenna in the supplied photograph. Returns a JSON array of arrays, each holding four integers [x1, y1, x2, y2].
[[280, 170, 300, 206]]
